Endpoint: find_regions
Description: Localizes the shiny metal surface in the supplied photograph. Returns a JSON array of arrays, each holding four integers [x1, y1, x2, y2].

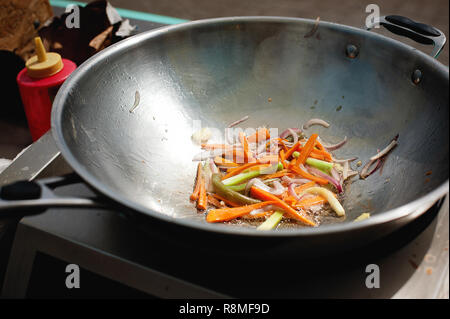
[[51, 17, 449, 240]]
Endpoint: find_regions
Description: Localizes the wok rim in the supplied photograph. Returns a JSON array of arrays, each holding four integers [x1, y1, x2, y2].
[[51, 16, 449, 238]]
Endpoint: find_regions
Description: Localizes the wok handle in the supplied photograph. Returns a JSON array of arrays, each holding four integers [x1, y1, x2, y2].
[[0, 178, 103, 217], [367, 15, 446, 58]]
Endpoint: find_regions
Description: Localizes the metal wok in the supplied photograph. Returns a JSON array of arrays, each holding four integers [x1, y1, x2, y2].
[[2, 16, 449, 255]]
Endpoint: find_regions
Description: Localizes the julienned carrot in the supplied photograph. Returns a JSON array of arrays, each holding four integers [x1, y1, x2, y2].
[[206, 201, 277, 223], [245, 164, 272, 172], [190, 163, 203, 201], [289, 165, 329, 185], [293, 195, 326, 208], [261, 170, 292, 180], [223, 149, 256, 164], [312, 148, 333, 161], [201, 144, 231, 150], [209, 193, 240, 207], [297, 133, 318, 165], [276, 139, 289, 152], [258, 155, 279, 164], [250, 187, 316, 226], [222, 161, 262, 180], [242, 210, 274, 219], [247, 128, 270, 143], [279, 149, 286, 168], [284, 141, 301, 159], [197, 179, 207, 210], [214, 156, 239, 167], [294, 181, 316, 194], [207, 194, 224, 208], [238, 132, 253, 162]]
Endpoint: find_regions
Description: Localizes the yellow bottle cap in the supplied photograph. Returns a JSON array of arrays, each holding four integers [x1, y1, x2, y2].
[[26, 37, 63, 78]]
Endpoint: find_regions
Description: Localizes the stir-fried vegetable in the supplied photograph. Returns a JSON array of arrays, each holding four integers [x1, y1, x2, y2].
[[257, 211, 284, 230], [189, 118, 387, 230], [212, 174, 260, 206]]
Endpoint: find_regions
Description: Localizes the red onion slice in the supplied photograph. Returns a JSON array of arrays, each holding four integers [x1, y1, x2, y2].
[[228, 115, 249, 128], [303, 118, 330, 130], [370, 138, 398, 161], [282, 176, 311, 185], [307, 165, 343, 193], [319, 136, 348, 151], [279, 128, 302, 139], [288, 183, 301, 200], [252, 179, 285, 196]]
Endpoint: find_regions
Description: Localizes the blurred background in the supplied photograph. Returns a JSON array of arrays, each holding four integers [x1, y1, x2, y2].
[[1, 0, 449, 160]]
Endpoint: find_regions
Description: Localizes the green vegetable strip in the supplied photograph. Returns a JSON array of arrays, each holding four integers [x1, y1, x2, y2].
[[212, 174, 260, 205], [228, 183, 247, 192], [257, 211, 284, 230], [305, 157, 334, 173], [222, 170, 261, 186], [222, 163, 282, 186]]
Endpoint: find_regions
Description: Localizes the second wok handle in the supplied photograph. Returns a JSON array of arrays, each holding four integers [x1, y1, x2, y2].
[[0, 179, 102, 217], [367, 15, 446, 58]]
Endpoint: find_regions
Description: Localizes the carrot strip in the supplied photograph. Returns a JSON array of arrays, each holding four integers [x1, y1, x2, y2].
[[294, 181, 316, 194], [257, 155, 279, 164], [297, 133, 318, 165], [242, 210, 274, 219], [245, 164, 272, 172], [311, 148, 333, 161], [206, 201, 277, 223], [261, 170, 292, 180], [207, 194, 224, 208], [250, 187, 316, 226], [293, 195, 326, 208], [222, 161, 262, 180], [190, 163, 203, 201], [214, 156, 239, 167], [197, 179, 207, 210], [308, 152, 326, 161], [289, 165, 329, 185], [209, 193, 240, 207], [247, 128, 270, 143], [279, 149, 286, 168], [201, 144, 230, 150], [284, 141, 301, 159], [276, 139, 289, 152], [238, 131, 253, 162]]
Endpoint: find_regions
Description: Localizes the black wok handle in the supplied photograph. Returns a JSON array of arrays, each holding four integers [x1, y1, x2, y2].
[[367, 15, 446, 58], [0, 177, 103, 217]]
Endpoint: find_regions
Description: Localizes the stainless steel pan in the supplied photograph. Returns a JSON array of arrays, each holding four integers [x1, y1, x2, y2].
[[1, 16, 448, 254]]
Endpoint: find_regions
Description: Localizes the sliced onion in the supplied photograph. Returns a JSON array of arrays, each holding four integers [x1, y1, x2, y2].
[[370, 138, 398, 161], [282, 176, 311, 185], [288, 183, 301, 200], [272, 181, 285, 195], [228, 115, 249, 128], [303, 118, 330, 130], [342, 161, 349, 180], [319, 136, 347, 151], [307, 165, 343, 193], [279, 128, 302, 139], [209, 159, 219, 174], [253, 179, 284, 196], [244, 178, 259, 196], [288, 128, 299, 144]]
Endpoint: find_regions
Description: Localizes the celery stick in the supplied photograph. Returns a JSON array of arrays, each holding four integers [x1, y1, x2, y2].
[[222, 170, 261, 186], [257, 211, 284, 230], [228, 183, 247, 192], [305, 157, 333, 172]]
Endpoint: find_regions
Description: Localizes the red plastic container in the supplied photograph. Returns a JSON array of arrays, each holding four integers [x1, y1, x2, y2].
[[17, 58, 76, 141]]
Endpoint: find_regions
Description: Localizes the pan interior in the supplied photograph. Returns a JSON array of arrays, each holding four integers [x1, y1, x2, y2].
[[55, 18, 449, 230]]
